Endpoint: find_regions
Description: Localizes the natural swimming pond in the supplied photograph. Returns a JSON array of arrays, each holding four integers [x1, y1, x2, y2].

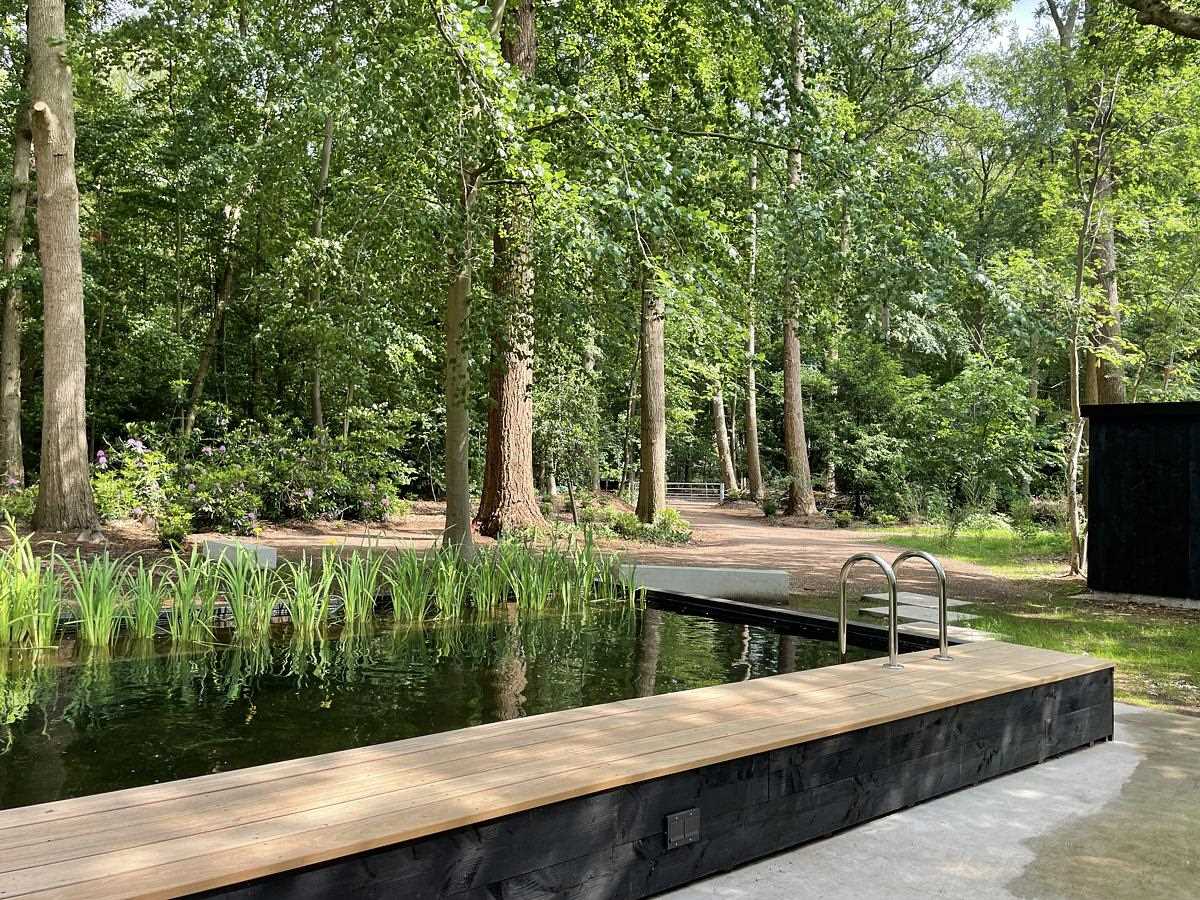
[[0, 603, 877, 810]]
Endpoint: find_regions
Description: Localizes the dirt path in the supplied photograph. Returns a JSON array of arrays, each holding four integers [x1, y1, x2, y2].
[[622, 500, 1080, 604]]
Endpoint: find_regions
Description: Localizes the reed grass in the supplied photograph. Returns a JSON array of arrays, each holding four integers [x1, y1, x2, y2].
[[336, 551, 383, 624], [0, 530, 636, 647], [126, 558, 167, 640], [283, 555, 335, 638], [431, 549, 468, 619], [0, 525, 62, 647], [165, 549, 215, 644], [217, 549, 280, 639], [382, 551, 434, 621], [65, 553, 125, 645]]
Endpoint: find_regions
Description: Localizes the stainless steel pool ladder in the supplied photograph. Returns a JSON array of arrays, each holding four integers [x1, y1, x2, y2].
[[892, 550, 952, 662], [838, 553, 904, 671]]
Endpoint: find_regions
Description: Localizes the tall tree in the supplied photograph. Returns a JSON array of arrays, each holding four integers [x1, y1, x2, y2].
[[636, 252, 666, 523], [744, 154, 764, 501], [28, 0, 99, 532], [1, 26, 31, 489], [712, 390, 737, 494], [476, 0, 543, 537], [781, 11, 818, 517]]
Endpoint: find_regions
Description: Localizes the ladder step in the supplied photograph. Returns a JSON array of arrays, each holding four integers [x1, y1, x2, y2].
[[862, 591, 972, 609], [860, 604, 981, 624]]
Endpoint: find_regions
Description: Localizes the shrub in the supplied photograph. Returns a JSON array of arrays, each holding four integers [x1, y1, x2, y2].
[[577, 502, 691, 544], [99, 411, 416, 536], [868, 511, 898, 526], [834, 511, 852, 528], [641, 508, 693, 544], [92, 440, 175, 524], [157, 503, 194, 546], [0, 486, 37, 524], [761, 496, 778, 517], [187, 462, 264, 535]]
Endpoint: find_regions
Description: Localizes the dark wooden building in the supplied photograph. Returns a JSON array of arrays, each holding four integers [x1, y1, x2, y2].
[[1084, 402, 1200, 599]]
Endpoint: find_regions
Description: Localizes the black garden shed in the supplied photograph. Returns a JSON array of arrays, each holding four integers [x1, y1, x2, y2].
[[1084, 402, 1200, 600]]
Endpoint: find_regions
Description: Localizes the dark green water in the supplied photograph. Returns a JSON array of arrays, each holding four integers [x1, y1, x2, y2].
[[0, 604, 875, 810]]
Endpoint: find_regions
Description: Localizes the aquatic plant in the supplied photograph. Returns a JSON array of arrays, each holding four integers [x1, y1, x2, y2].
[[126, 558, 168, 640], [165, 549, 216, 644], [336, 551, 383, 624], [65, 553, 125, 645], [468, 547, 509, 611], [382, 550, 433, 621], [431, 548, 468, 619], [282, 554, 335, 638], [0, 525, 61, 647], [502, 544, 555, 611], [217, 549, 280, 638]]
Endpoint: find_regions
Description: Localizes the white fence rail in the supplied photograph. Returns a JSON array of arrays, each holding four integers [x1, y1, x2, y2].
[[664, 482, 725, 501]]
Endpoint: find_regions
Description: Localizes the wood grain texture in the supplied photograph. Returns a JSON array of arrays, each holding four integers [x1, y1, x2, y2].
[[0, 641, 1112, 900]]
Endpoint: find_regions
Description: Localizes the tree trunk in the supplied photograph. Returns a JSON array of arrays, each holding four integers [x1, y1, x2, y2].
[[183, 213, 240, 438], [309, 112, 334, 438], [636, 257, 666, 523], [475, 0, 541, 537], [712, 392, 737, 496], [584, 341, 601, 491], [1091, 212, 1125, 404], [744, 159, 763, 502], [444, 241, 474, 555], [781, 11, 818, 518], [618, 341, 640, 495], [0, 44, 31, 489], [29, 0, 98, 532]]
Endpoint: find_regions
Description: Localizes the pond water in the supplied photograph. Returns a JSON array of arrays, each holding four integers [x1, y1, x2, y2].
[[0, 603, 877, 810]]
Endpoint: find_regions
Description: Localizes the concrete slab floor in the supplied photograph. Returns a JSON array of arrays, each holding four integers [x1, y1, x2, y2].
[[662, 703, 1200, 900]]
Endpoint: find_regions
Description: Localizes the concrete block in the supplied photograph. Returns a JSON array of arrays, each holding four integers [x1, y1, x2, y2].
[[203, 539, 278, 569], [621, 564, 790, 601]]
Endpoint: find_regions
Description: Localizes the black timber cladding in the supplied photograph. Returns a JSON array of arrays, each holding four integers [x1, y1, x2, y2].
[[193, 668, 1114, 900], [1084, 402, 1200, 598]]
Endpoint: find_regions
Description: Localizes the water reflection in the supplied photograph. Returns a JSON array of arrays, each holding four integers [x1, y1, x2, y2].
[[0, 603, 875, 809]]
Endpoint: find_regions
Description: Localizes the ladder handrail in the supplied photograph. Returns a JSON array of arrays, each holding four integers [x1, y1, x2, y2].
[[838, 553, 903, 671], [892, 550, 953, 662]]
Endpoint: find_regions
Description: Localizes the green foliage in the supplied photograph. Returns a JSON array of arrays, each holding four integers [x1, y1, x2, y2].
[[577, 501, 692, 544], [282, 556, 336, 638], [0, 488, 37, 525], [64, 554, 125, 645], [216, 549, 280, 639], [834, 511, 853, 529], [0, 525, 61, 648], [125, 558, 167, 640]]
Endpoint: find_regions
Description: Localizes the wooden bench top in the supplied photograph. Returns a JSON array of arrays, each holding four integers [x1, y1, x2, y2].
[[0, 640, 1111, 900]]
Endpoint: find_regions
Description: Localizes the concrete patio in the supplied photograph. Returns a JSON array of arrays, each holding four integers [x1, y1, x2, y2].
[[666, 703, 1199, 900]]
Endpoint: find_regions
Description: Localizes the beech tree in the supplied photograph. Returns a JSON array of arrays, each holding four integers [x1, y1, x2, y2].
[[28, 0, 98, 532], [1, 20, 29, 488]]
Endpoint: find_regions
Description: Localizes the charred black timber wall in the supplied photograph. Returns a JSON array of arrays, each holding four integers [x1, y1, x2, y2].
[[1085, 402, 1200, 599], [195, 668, 1113, 900]]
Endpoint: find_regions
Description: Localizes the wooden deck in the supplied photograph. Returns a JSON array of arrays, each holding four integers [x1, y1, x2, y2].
[[0, 640, 1111, 900]]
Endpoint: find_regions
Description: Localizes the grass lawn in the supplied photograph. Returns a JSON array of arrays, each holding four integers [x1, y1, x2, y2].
[[794, 588, 1200, 714], [973, 597, 1200, 713], [866, 524, 1070, 579]]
